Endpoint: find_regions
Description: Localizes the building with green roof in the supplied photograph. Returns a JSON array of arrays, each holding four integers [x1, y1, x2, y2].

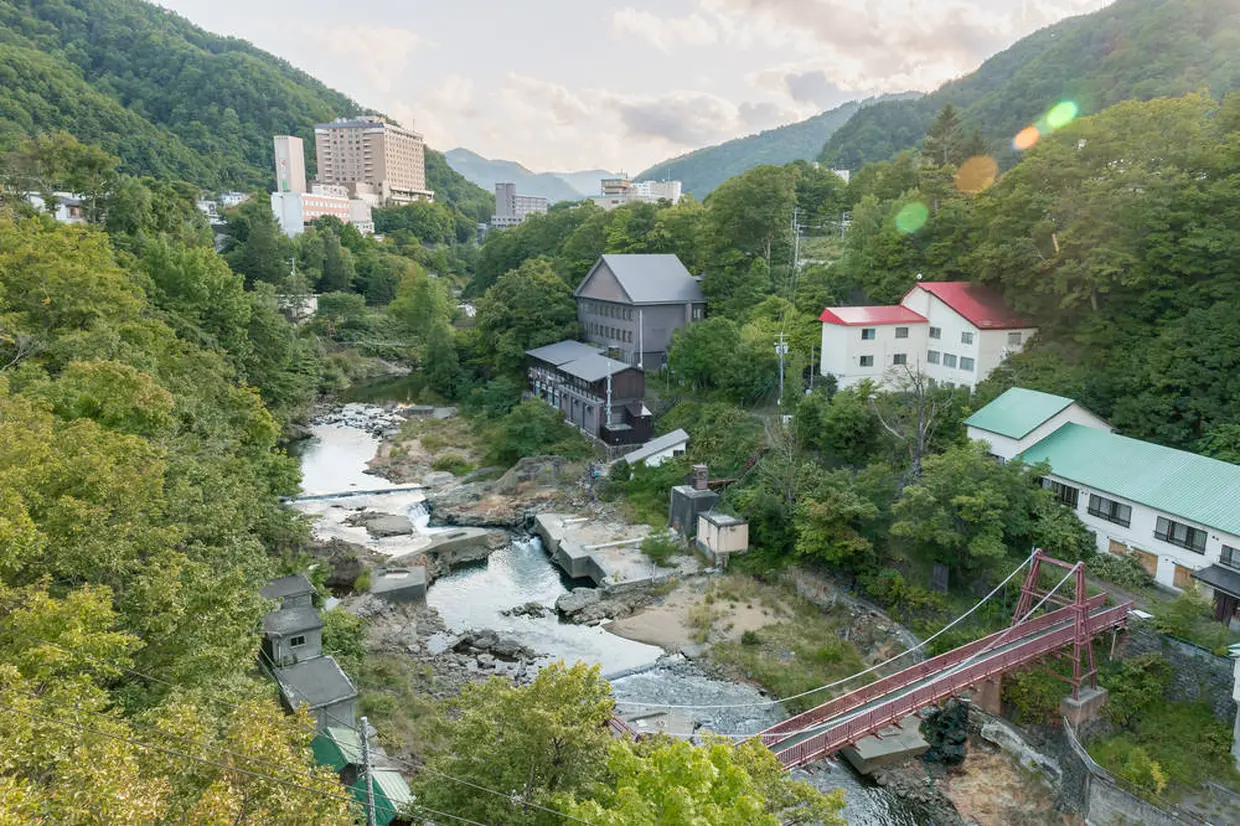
[[967, 389, 1240, 624], [965, 387, 1112, 461]]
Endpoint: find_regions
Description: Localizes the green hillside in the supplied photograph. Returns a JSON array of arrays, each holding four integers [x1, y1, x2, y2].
[[0, 0, 490, 213], [821, 0, 1240, 169], [637, 99, 874, 200]]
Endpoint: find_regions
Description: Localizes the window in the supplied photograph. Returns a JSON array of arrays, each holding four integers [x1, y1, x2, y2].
[[961, 331, 975, 345], [943, 354, 957, 368], [290, 635, 306, 648], [1222, 545, 1240, 569], [1155, 516, 1207, 554], [960, 356, 975, 372], [892, 353, 908, 366], [1046, 480, 1079, 508], [859, 355, 875, 367], [927, 350, 941, 364], [895, 327, 909, 339], [1008, 331, 1023, 347], [861, 328, 876, 340], [929, 326, 942, 340], [1088, 494, 1132, 528]]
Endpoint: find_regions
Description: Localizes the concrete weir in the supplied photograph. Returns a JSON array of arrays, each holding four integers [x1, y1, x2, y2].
[[534, 513, 682, 588]]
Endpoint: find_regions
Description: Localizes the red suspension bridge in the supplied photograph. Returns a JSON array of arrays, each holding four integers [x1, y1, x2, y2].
[[615, 551, 1134, 770]]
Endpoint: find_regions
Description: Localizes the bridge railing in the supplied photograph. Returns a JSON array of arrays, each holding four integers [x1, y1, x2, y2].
[[758, 596, 1107, 745], [771, 602, 1131, 768]]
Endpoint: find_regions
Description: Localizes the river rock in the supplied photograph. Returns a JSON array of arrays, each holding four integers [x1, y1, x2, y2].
[[491, 637, 525, 660], [421, 471, 456, 487], [556, 588, 601, 615], [680, 644, 706, 661], [502, 602, 550, 619], [348, 511, 415, 537], [492, 456, 571, 495]]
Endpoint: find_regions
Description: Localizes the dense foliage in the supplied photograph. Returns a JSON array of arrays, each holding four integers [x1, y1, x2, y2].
[[820, 0, 1240, 170]]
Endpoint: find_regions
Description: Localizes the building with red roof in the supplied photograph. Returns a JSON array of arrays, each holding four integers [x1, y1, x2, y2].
[[819, 281, 1036, 391]]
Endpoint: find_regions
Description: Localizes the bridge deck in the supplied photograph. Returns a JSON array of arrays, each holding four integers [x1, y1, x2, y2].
[[761, 600, 1131, 768]]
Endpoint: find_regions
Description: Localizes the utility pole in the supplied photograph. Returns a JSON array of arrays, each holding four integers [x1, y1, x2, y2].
[[791, 207, 802, 276], [605, 369, 613, 429], [775, 333, 788, 407], [809, 339, 816, 392], [360, 716, 377, 826]]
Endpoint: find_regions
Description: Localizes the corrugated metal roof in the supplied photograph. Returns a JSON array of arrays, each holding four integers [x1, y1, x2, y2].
[[819, 306, 927, 326], [275, 656, 357, 708], [965, 388, 1074, 439], [261, 573, 314, 600], [558, 353, 633, 382], [262, 606, 322, 636], [526, 340, 602, 366], [350, 769, 413, 826], [575, 255, 704, 304], [311, 727, 362, 771], [1018, 423, 1240, 537], [910, 282, 1031, 329], [624, 428, 689, 463]]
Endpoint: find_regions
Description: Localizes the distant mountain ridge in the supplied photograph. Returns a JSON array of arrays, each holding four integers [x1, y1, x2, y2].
[[444, 149, 615, 202], [635, 93, 921, 200], [820, 0, 1240, 170]]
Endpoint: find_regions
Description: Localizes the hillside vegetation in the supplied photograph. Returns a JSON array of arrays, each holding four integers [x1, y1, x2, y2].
[[0, 0, 491, 217], [820, 0, 1240, 169]]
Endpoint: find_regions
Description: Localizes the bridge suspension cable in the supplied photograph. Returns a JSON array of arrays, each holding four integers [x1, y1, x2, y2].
[[613, 550, 1036, 711], [646, 560, 1085, 741]]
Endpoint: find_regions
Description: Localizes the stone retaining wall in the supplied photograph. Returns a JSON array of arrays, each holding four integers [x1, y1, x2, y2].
[[1119, 623, 1237, 721]]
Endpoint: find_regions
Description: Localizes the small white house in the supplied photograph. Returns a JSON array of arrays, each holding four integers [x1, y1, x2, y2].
[[964, 387, 1113, 461], [622, 428, 690, 468], [967, 390, 1240, 623], [819, 281, 1036, 391]]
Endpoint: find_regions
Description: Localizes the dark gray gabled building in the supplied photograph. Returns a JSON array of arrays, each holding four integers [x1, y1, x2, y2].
[[526, 340, 652, 446], [574, 254, 705, 369]]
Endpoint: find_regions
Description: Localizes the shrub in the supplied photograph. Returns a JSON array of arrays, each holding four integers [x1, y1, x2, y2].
[[431, 452, 474, 476], [740, 630, 761, 646], [353, 569, 372, 593], [640, 534, 681, 567], [1103, 653, 1172, 727], [1002, 667, 1066, 725], [1091, 738, 1168, 797], [1088, 553, 1155, 591]]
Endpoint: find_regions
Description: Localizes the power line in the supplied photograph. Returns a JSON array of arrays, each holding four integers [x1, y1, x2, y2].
[[613, 551, 1034, 710]]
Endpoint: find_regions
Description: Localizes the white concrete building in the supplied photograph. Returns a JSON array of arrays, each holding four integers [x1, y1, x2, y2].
[[271, 187, 373, 238], [273, 135, 307, 193], [819, 281, 1036, 391], [590, 176, 684, 211], [492, 182, 549, 228], [967, 388, 1240, 623], [23, 192, 87, 224]]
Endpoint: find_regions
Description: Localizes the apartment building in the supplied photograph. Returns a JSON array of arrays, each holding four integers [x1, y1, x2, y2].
[[314, 116, 432, 204], [819, 281, 1037, 391], [492, 182, 549, 228], [270, 184, 373, 238], [274, 135, 307, 193]]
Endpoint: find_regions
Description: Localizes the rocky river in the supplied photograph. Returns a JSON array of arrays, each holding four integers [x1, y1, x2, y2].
[[291, 404, 929, 825]]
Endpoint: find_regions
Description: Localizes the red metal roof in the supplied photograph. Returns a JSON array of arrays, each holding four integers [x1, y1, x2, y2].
[[910, 282, 1030, 329], [819, 306, 927, 326]]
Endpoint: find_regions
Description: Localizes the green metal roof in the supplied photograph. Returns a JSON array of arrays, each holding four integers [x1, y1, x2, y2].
[[350, 769, 413, 826], [1018, 423, 1240, 537], [965, 388, 1075, 439], [311, 727, 363, 773]]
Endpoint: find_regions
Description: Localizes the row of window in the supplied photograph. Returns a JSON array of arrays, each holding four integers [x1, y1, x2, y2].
[[1051, 481, 1215, 556], [584, 301, 633, 321], [589, 322, 632, 343], [860, 327, 1023, 347], [926, 351, 975, 371]]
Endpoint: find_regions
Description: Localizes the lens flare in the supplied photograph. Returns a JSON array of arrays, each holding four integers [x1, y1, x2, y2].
[[955, 155, 999, 193], [1013, 126, 1040, 152], [895, 202, 929, 234], [1046, 101, 1079, 130]]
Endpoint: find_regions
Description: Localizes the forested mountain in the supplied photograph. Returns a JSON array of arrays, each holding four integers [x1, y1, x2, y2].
[[444, 148, 609, 202], [821, 0, 1240, 169], [0, 0, 490, 217], [636, 94, 918, 200]]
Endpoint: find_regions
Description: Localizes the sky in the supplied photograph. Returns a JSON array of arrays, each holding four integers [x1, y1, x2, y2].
[[155, 0, 1112, 174]]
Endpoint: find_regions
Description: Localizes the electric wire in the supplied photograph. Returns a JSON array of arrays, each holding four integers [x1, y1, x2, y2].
[[613, 550, 1034, 710]]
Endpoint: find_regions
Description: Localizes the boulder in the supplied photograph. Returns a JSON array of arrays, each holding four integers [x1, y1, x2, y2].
[[492, 456, 570, 495], [349, 511, 414, 538], [491, 637, 524, 660], [556, 588, 601, 615]]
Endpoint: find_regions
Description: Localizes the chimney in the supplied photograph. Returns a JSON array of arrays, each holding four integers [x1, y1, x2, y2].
[[692, 464, 709, 492]]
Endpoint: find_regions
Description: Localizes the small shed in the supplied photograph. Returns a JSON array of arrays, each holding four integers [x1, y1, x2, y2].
[[261, 573, 316, 609], [696, 512, 749, 567], [348, 768, 414, 826], [274, 655, 358, 731], [370, 567, 428, 603], [623, 428, 689, 468], [262, 605, 323, 665]]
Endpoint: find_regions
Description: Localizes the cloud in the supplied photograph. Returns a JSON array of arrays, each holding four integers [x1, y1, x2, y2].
[[607, 90, 741, 145], [611, 7, 718, 51], [428, 74, 477, 116], [297, 23, 432, 93]]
